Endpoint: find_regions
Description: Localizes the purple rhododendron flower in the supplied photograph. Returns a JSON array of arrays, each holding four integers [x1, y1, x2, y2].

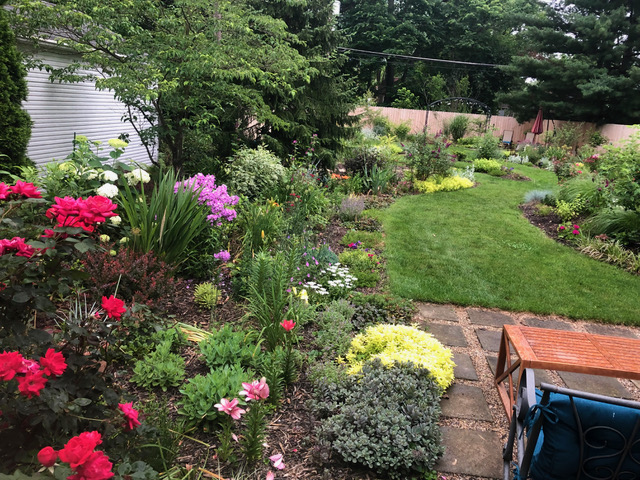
[[214, 250, 231, 262], [175, 174, 239, 224]]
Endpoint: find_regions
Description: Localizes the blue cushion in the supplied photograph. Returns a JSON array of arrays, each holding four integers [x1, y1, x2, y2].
[[526, 389, 640, 480]]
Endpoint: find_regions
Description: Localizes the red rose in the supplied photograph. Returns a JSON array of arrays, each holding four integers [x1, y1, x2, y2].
[[46, 196, 82, 220], [68, 451, 114, 480], [17, 370, 48, 398], [0, 351, 26, 381], [37, 446, 58, 467], [10, 181, 42, 198], [81, 196, 117, 223], [0, 183, 10, 200], [59, 431, 102, 469], [101, 296, 126, 320], [40, 348, 67, 377], [118, 402, 141, 431]]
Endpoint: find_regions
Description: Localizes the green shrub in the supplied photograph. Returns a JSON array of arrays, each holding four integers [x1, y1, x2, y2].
[[238, 200, 283, 254], [405, 132, 454, 180], [313, 359, 444, 479], [131, 342, 186, 391], [475, 133, 501, 160], [444, 115, 469, 143], [414, 176, 474, 193], [473, 158, 504, 176], [554, 196, 586, 222], [350, 302, 388, 331], [393, 122, 412, 141], [178, 364, 250, 431], [314, 299, 355, 359], [225, 146, 286, 200], [345, 324, 455, 390], [577, 235, 640, 274], [557, 174, 608, 213], [199, 324, 259, 370], [344, 146, 386, 175], [0, 4, 32, 178], [359, 164, 396, 195], [338, 248, 382, 287], [350, 293, 415, 324]]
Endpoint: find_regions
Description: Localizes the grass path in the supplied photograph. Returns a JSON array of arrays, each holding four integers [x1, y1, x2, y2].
[[377, 165, 640, 324]]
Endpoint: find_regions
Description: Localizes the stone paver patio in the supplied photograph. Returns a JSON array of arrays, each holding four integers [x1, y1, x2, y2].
[[417, 303, 640, 479]]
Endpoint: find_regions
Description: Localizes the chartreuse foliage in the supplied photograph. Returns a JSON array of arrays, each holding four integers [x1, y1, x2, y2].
[[344, 324, 455, 390], [414, 176, 474, 194]]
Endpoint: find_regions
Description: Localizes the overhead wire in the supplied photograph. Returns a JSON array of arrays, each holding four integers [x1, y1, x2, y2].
[[337, 47, 505, 69]]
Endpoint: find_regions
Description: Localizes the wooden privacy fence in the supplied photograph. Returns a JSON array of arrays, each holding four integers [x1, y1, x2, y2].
[[353, 106, 637, 148]]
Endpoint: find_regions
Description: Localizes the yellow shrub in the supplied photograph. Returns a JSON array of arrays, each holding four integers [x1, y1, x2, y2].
[[414, 176, 474, 194], [344, 324, 455, 390]]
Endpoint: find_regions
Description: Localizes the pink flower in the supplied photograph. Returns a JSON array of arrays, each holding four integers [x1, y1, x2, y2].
[[239, 377, 270, 401], [573, 225, 580, 229], [559, 226, 566, 230], [266, 472, 275, 480], [58, 431, 103, 469], [22, 358, 40, 374], [214, 398, 245, 420], [0, 183, 10, 200], [280, 319, 296, 332], [10, 181, 42, 198], [269, 454, 285, 470], [68, 450, 114, 480], [572, 229, 580, 235], [118, 402, 142, 431]]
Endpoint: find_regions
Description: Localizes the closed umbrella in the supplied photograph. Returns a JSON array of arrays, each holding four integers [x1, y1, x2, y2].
[[531, 108, 544, 135]]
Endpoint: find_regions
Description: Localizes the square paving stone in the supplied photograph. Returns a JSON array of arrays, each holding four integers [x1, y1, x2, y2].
[[453, 352, 478, 381], [485, 355, 554, 386], [417, 303, 459, 322], [584, 323, 638, 339], [468, 308, 514, 327], [476, 328, 502, 352], [558, 371, 634, 399], [522, 317, 576, 331], [437, 427, 503, 479], [425, 323, 468, 347], [441, 384, 493, 421]]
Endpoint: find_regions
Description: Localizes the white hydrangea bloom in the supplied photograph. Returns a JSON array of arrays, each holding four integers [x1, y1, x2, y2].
[[100, 170, 119, 182], [125, 168, 151, 186], [96, 183, 119, 198], [84, 169, 99, 180], [110, 215, 122, 226]]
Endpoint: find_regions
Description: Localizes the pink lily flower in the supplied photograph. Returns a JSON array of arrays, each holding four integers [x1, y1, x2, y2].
[[214, 398, 245, 420], [269, 453, 285, 470], [239, 377, 270, 401]]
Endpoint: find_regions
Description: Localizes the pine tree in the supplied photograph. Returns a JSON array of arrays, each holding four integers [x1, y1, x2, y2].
[[499, 0, 640, 124], [0, 0, 32, 173]]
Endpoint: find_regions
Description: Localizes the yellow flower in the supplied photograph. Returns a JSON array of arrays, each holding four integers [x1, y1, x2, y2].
[[261, 230, 265, 240], [299, 289, 309, 304], [99, 234, 110, 243]]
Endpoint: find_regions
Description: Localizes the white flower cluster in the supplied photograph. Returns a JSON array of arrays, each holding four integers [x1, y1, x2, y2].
[[100, 170, 119, 182], [96, 183, 119, 198], [303, 281, 329, 296], [125, 168, 151, 186], [323, 263, 357, 289]]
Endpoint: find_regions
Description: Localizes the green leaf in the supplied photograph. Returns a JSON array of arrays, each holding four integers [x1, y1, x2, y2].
[[73, 397, 92, 406], [12, 291, 30, 303]]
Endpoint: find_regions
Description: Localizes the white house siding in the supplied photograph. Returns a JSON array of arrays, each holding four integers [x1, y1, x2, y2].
[[19, 42, 155, 167]]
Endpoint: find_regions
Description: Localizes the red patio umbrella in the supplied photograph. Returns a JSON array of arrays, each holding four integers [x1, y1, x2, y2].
[[531, 108, 544, 135]]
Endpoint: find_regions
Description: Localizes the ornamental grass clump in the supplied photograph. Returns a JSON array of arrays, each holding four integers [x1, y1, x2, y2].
[[344, 324, 455, 390]]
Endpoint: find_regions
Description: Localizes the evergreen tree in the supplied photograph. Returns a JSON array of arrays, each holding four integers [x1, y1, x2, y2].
[[248, 0, 356, 168], [499, 0, 640, 124], [0, 0, 32, 174]]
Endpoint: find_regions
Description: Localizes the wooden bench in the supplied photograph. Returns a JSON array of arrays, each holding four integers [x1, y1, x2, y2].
[[496, 325, 640, 479], [494, 325, 640, 420]]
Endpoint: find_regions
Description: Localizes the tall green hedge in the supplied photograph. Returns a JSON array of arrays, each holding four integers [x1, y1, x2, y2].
[[0, 0, 33, 174]]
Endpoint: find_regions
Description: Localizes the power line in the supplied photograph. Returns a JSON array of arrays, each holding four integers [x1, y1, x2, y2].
[[337, 47, 505, 68]]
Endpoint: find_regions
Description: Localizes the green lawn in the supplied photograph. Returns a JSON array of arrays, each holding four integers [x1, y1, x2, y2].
[[377, 164, 640, 324]]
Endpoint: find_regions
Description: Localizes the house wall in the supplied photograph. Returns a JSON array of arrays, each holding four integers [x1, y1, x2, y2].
[[353, 106, 637, 147], [19, 42, 155, 167]]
